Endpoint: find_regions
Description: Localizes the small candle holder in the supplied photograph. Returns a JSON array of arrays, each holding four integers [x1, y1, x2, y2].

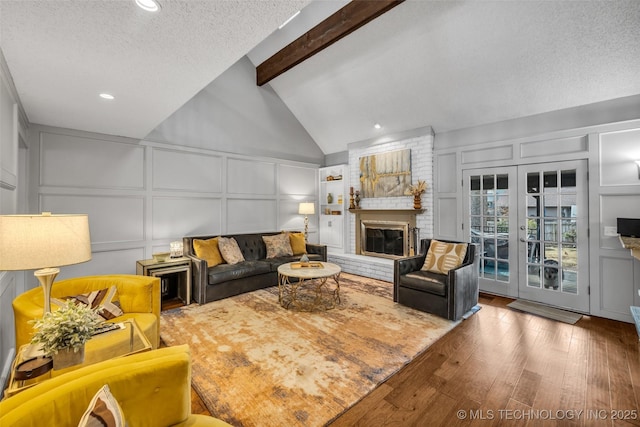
[[349, 186, 355, 209]]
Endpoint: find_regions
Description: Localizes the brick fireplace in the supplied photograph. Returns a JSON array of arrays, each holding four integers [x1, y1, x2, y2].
[[325, 128, 434, 282]]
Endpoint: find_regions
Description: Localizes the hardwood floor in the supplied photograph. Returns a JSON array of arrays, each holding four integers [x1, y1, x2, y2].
[[189, 294, 640, 426]]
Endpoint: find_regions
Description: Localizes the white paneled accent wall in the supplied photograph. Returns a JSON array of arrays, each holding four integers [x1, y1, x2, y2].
[[29, 125, 319, 281], [433, 120, 640, 322]]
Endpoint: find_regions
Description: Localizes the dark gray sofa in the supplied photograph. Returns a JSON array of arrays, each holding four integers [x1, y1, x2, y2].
[[183, 232, 327, 304]]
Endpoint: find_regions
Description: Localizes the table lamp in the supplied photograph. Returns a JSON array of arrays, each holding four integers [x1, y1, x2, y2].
[[0, 213, 92, 313], [298, 202, 315, 241]]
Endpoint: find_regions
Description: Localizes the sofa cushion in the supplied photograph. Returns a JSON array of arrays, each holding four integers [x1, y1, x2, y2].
[[422, 240, 468, 274], [400, 271, 447, 296], [232, 234, 269, 261], [193, 237, 224, 268], [288, 232, 307, 255], [207, 261, 271, 285], [262, 233, 293, 258], [217, 237, 245, 265]]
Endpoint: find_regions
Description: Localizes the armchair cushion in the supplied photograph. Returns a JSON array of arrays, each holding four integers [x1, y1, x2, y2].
[[401, 271, 447, 296], [422, 240, 468, 274]]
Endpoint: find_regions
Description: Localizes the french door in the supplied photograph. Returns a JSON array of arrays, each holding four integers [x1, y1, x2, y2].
[[463, 160, 589, 312], [463, 167, 519, 297]]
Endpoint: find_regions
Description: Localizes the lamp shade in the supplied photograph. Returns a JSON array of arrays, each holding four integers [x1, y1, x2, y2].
[[298, 202, 315, 215], [0, 213, 92, 271]]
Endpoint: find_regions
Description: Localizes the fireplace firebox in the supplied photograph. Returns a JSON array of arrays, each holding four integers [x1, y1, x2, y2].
[[361, 220, 409, 258]]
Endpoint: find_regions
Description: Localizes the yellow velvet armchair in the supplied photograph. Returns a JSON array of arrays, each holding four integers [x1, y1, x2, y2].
[[13, 274, 161, 350], [0, 345, 231, 427]]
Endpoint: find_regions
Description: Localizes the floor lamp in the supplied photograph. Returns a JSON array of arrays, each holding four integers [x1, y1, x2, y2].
[[0, 213, 92, 313], [298, 202, 315, 241]]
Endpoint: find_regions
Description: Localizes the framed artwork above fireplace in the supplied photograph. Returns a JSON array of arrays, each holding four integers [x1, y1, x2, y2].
[[359, 149, 411, 198]]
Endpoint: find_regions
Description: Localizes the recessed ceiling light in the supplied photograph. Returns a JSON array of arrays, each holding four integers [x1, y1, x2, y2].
[[374, 123, 382, 129], [99, 93, 114, 100], [135, 0, 160, 12], [279, 10, 300, 29]]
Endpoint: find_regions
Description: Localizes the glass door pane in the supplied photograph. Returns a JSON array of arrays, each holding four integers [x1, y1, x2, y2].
[[518, 161, 588, 313], [464, 167, 518, 297]]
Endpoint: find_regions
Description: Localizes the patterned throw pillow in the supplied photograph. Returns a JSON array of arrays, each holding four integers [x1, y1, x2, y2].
[[78, 384, 126, 427], [421, 240, 468, 274], [263, 233, 294, 258], [288, 232, 307, 255], [217, 237, 245, 265], [52, 286, 124, 321], [193, 237, 224, 267]]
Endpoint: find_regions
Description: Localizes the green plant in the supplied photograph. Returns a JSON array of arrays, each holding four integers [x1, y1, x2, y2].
[[30, 300, 101, 356]]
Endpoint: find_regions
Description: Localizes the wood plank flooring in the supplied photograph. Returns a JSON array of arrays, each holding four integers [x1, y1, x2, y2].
[[189, 293, 640, 426]]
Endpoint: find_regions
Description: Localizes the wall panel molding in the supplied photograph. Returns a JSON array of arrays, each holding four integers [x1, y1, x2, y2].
[[39, 131, 145, 190]]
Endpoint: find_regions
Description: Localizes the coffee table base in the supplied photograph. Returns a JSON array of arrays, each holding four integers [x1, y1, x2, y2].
[[278, 273, 341, 311]]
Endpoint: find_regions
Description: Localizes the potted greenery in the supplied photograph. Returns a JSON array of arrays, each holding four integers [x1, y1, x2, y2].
[[30, 300, 101, 370]]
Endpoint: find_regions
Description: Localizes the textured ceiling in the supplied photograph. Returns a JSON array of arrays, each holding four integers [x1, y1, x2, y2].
[[1, 0, 639, 155], [0, 0, 310, 139], [253, 0, 640, 154]]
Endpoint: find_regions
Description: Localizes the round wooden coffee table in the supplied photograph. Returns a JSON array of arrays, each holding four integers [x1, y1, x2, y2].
[[277, 262, 341, 311]]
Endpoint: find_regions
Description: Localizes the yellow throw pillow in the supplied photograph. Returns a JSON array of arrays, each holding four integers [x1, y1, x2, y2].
[[263, 233, 294, 258], [421, 240, 468, 274], [288, 232, 307, 255], [193, 237, 224, 268]]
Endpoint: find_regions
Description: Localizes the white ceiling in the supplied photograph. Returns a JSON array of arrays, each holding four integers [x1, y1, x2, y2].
[[0, 0, 310, 139], [2, 0, 640, 156]]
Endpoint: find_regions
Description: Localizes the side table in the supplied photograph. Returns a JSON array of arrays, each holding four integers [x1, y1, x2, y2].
[[136, 257, 191, 310]]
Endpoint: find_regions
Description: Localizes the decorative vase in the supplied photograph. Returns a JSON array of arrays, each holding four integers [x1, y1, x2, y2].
[[327, 193, 333, 204], [354, 191, 360, 208], [53, 346, 85, 370], [413, 195, 422, 209]]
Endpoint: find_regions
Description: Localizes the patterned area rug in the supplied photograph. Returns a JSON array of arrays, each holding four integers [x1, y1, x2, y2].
[[160, 273, 459, 427]]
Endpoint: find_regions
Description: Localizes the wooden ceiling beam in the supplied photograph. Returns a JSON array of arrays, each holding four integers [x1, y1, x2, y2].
[[257, 0, 404, 86]]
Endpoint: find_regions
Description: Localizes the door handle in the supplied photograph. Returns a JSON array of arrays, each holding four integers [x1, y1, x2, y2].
[[519, 238, 525, 242]]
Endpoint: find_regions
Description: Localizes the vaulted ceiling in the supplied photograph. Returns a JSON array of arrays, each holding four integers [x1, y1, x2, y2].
[[2, 0, 640, 156]]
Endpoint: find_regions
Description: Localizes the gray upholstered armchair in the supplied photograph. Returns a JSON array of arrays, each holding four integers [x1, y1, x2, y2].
[[393, 238, 479, 321]]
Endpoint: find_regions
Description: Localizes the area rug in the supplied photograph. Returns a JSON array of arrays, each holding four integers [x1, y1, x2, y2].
[[160, 273, 460, 427], [507, 299, 582, 324]]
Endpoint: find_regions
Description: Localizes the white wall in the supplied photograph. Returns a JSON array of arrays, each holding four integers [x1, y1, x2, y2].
[[146, 56, 325, 165], [433, 117, 640, 323], [28, 125, 319, 280], [0, 49, 28, 389]]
